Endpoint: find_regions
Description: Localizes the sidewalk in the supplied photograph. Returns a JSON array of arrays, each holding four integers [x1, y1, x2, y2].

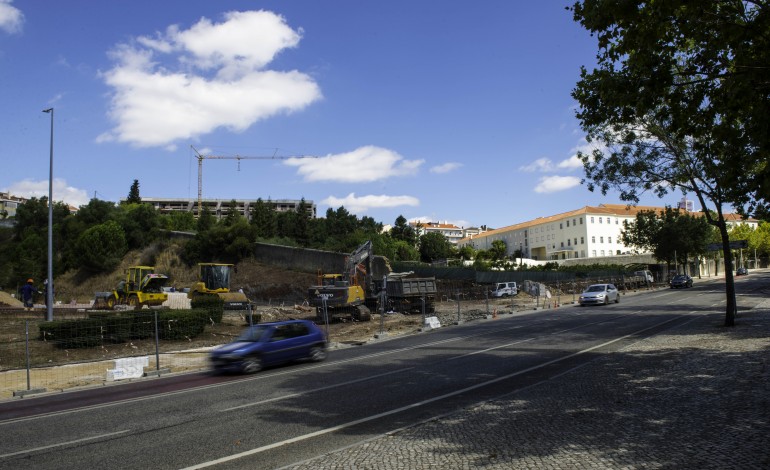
[[286, 302, 770, 469]]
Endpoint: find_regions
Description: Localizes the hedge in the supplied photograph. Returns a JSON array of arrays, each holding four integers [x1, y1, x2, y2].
[[38, 309, 212, 349]]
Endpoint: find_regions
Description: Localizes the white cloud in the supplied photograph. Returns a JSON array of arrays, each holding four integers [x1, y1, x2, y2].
[[557, 155, 583, 170], [0, 0, 23, 34], [429, 162, 462, 174], [285, 146, 424, 183], [321, 193, 419, 213], [98, 10, 321, 148], [5, 179, 89, 207], [534, 175, 581, 193], [519, 158, 554, 173]]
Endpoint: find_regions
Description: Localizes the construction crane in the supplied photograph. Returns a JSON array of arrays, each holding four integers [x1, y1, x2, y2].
[[191, 145, 318, 214]]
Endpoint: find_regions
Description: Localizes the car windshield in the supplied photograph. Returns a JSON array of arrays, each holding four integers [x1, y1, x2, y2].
[[235, 325, 269, 342], [586, 285, 606, 292], [673, 275, 686, 280]]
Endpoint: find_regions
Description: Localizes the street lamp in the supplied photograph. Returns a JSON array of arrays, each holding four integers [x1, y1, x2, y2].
[[42, 107, 54, 322]]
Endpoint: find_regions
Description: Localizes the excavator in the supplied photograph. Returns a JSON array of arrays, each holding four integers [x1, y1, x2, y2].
[[308, 241, 376, 321], [188, 263, 250, 310]]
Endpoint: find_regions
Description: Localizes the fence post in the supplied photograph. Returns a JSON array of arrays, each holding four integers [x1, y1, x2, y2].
[[322, 298, 330, 342], [485, 289, 489, 316], [153, 310, 160, 372], [25, 320, 31, 391], [455, 291, 462, 324]]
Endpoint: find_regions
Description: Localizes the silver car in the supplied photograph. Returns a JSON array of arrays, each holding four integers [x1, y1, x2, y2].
[[579, 283, 620, 306]]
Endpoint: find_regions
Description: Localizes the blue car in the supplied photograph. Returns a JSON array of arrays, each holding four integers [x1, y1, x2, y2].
[[210, 320, 327, 374]]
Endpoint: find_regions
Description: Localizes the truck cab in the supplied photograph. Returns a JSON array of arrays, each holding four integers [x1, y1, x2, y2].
[[491, 281, 518, 297]]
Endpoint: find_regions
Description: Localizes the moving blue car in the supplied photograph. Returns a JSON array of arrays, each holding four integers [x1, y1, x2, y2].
[[210, 319, 327, 374]]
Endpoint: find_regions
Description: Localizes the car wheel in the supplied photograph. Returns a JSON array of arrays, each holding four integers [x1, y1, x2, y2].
[[615, 295, 620, 304], [242, 356, 262, 374], [308, 345, 327, 362], [604, 296, 609, 305]]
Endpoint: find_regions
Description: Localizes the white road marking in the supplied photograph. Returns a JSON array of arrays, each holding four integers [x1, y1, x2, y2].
[[0, 430, 129, 458]]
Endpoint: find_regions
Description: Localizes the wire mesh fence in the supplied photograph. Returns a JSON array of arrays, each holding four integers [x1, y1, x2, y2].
[[0, 275, 662, 398]]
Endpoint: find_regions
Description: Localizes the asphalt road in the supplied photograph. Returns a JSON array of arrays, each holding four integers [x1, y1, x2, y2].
[[0, 274, 759, 469]]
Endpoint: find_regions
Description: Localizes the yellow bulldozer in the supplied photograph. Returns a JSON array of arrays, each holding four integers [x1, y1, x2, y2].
[[95, 266, 169, 310], [188, 263, 249, 310]]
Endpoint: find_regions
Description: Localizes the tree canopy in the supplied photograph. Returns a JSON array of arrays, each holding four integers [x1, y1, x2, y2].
[[570, 0, 770, 325]]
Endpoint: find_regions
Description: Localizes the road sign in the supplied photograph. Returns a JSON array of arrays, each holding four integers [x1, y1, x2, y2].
[[706, 240, 748, 251]]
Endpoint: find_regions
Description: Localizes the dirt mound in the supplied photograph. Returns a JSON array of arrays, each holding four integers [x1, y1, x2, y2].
[[0, 291, 22, 307]]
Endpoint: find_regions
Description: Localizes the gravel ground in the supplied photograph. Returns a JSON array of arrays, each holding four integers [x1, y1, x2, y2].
[[284, 301, 770, 470]]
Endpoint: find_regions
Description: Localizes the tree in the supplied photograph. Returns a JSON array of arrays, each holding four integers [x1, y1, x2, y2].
[[75, 221, 127, 272], [570, 1, 769, 326], [418, 232, 453, 263], [126, 179, 141, 204], [250, 198, 277, 239], [390, 215, 418, 246], [489, 240, 508, 260]]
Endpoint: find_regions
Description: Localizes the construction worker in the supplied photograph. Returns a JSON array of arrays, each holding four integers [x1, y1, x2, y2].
[[19, 279, 39, 311]]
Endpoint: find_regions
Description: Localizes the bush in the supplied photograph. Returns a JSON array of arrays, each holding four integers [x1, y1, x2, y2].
[[190, 295, 224, 323]]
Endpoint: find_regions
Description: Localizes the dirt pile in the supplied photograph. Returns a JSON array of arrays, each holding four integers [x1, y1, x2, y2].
[[0, 291, 22, 307]]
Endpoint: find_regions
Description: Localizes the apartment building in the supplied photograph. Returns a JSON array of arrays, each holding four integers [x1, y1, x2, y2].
[[135, 197, 317, 221], [459, 203, 758, 261], [410, 221, 486, 245], [0, 192, 27, 218]]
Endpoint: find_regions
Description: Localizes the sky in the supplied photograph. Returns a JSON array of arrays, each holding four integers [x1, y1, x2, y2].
[[0, 0, 689, 230]]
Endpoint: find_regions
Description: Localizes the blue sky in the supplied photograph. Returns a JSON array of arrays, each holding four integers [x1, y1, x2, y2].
[[0, 1, 684, 230]]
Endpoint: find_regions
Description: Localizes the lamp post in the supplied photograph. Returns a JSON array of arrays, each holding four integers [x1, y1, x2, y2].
[[42, 108, 54, 322]]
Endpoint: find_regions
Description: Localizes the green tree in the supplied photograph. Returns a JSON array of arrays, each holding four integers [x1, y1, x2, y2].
[[390, 215, 418, 246], [250, 198, 276, 238], [125, 179, 141, 204], [489, 240, 508, 260], [196, 207, 216, 232], [418, 232, 453, 263], [75, 221, 128, 272], [570, 1, 769, 325], [117, 203, 160, 249]]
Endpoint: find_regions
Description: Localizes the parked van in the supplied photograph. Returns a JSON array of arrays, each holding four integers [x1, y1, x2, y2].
[[491, 281, 518, 297], [634, 270, 654, 283]]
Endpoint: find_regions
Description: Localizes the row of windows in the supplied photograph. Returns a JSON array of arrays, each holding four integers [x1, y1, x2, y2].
[[590, 216, 620, 225]]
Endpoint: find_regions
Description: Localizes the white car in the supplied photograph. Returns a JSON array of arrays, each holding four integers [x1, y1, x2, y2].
[[579, 284, 620, 306]]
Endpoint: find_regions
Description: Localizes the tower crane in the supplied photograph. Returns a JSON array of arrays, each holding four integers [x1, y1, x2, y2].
[[191, 145, 318, 214]]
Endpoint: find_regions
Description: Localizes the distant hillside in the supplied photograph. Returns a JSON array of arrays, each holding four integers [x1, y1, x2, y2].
[[51, 242, 316, 304]]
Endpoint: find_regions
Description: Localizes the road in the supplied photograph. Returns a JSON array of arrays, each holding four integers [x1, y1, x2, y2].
[[0, 274, 763, 469]]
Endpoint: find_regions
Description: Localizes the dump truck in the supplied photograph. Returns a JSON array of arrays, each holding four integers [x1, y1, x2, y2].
[[308, 241, 392, 321], [384, 272, 437, 314], [188, 263, 250, 310], [95, 266, 169, 310]]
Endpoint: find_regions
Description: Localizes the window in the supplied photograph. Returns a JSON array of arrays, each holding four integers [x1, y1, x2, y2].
[[574, 251, 579, 258], [560, 223, 563, 229], [608, 236, 612, 243], [599, 217, 603, 224], [580, 218, 583, 224], [566, 220, 570, 227], [615, 218, 619, 224], [592, 236, 596, 243], [600, 236, 604, 243], [607, 217, 611, 224], [574, 238, 577, 245], [591, 250, 597, 257], [591, 217, 595, 223], [601, 250, 605, 256], [561, 242, 564, 247]]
